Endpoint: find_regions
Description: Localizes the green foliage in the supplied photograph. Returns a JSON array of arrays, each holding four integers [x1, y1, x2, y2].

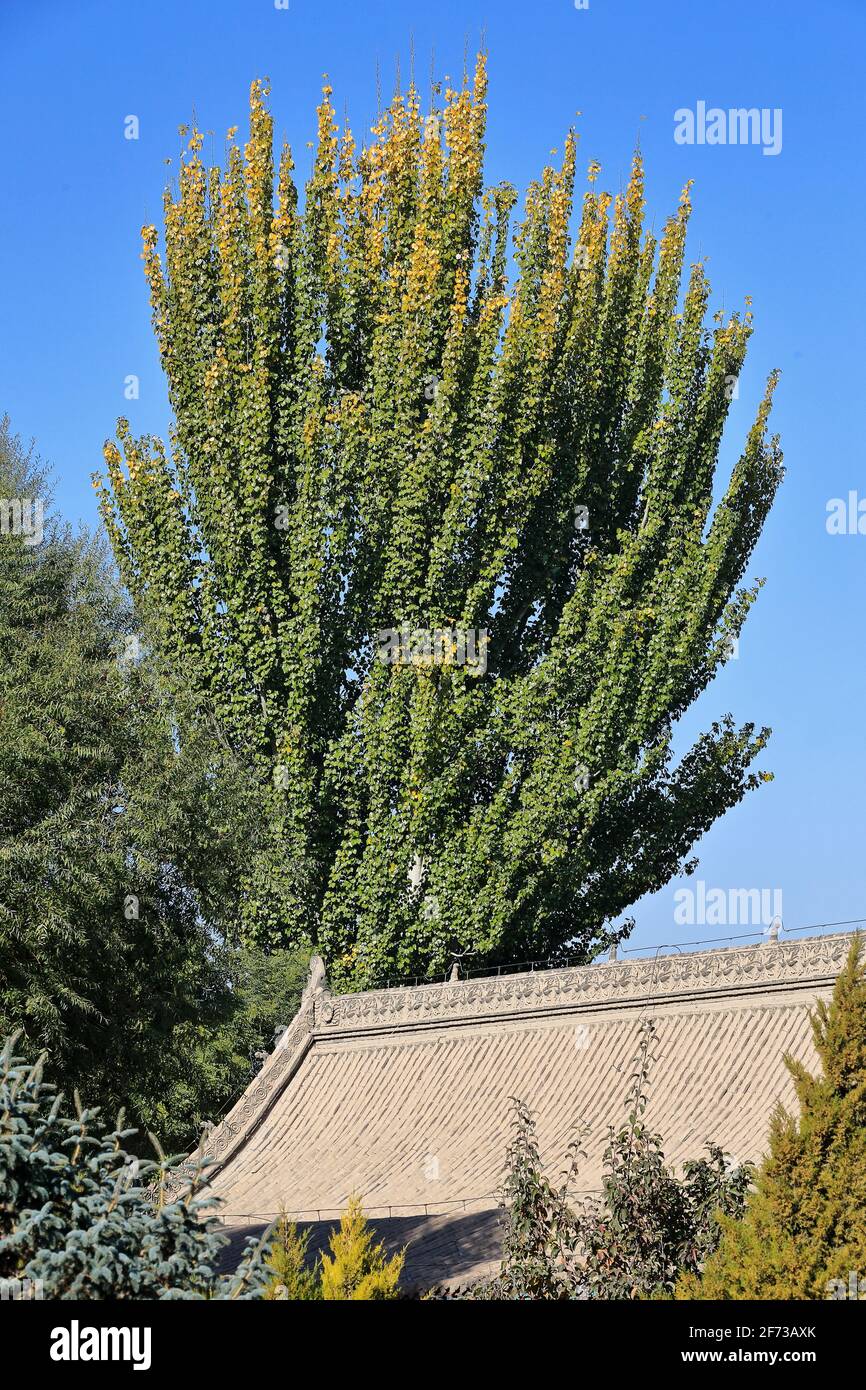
[[155, 944, 310, 1150], [0, 1036, 266, 1299], [482, 1100, 583, 1299], [263, 1209, 321, 1300], [678, 936, 866, 1299], [262, 1198, 404, 1301], [579, 1022, 692, 1297], [478, 1022, 751, 1300], [680, 1143, 754, 1269], [319, 1195, 404, 1299], [0, 419, 219, 1144], [0, 416, 308, 1151], [579, 1022, 751, 1298], [98, 56, 781, 987]]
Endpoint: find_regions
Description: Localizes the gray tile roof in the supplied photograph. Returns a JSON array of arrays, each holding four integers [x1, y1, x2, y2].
[[204, 932, 854, 1288]]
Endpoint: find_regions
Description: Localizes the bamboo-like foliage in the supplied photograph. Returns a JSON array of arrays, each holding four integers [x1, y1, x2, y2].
[[97, 56, 783, 989]]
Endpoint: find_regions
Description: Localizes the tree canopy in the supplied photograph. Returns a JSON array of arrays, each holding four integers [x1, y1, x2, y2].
[[0, 417, 306, 1147], [97, 54, 782, 988]]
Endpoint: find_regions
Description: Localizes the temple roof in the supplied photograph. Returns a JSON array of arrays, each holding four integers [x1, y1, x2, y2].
[[205, 931, 853, 1289]]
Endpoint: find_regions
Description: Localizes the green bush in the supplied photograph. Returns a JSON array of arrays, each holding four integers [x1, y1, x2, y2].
[[579, 1023, 751, 1298], [478, 1022, 751, 1300], [0, 1036, 266, 1299], [480, 1099, 583, 1299]]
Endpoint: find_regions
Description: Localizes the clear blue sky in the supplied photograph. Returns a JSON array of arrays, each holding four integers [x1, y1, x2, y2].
[[2, 0, 865, 954]]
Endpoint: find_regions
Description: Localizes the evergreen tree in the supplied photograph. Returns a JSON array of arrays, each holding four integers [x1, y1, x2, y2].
[[263, 1210, 321, 1300], [678, 936, 866, 1299], [97, 54, 782, 987], [319, 1195, 404, 1299], [0, 1036, 266, 1299]]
